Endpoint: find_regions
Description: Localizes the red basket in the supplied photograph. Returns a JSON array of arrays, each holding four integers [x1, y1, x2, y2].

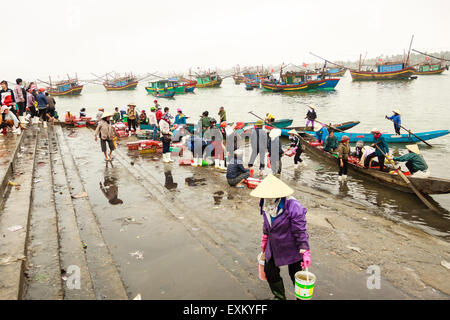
[[179, 159, 192, 166]]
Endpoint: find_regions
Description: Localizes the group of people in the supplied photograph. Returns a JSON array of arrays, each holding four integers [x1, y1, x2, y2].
[[0, 79, 58, 135]]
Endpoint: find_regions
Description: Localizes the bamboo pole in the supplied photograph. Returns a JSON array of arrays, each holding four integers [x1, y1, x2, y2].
[[374, 145, 440, 213]]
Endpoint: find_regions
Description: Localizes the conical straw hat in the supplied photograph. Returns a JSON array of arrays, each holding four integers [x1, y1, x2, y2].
[[288, 129, 299, 136], [406, 144, 420, 154], [101, 112, 114, 119], [393, 109, 401, 115], [250, 174, 294, 199]]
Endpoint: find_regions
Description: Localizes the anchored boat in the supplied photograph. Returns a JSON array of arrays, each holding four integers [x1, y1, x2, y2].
[[145, 80, 184, 95], [414, 62, 447, 75], [298, 132, 450, 194], [45, 74, 83, 96], [103, 73, 138, 91], [196, 71, 223, 88], [305, 130, 450, 144]]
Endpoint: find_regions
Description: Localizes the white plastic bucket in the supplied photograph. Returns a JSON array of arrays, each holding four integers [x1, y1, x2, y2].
[[257, 253, 266, 281], [294, 270, 316, 300]]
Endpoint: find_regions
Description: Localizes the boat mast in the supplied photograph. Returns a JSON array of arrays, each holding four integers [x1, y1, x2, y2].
[[358, 54, 362, 71], [406, 35, 414, 67]]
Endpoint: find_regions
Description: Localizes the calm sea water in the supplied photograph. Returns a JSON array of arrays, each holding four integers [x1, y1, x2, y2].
[[57, 72, 450, 239]]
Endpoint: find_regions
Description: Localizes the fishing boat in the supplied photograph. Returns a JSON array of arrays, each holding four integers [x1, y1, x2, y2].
[[278, 121, 360, 137], [245, 119, 293, 129], [102, 73, 138, 91], [349, 62, 416, 81], [298, 132, 450, 194], [305, 130, 450, 144], [413, 62, 447, 75], [196, 71, 223, 88], [261, 79, 324, 92], [245, 78, 260, 89], [45, 74, 83, 96], [145, 79, 184, 94]]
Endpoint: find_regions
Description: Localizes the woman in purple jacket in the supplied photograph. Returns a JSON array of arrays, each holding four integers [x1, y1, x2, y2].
[[250, 174, 311, 300]]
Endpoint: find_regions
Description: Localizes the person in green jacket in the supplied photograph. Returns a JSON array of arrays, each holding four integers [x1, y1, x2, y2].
[[218, 106, 226, 123], [391, 144, 428, 176], [199, 111, 211, 135], [112, 107, 121, 123], [323, 130, 338, 153]]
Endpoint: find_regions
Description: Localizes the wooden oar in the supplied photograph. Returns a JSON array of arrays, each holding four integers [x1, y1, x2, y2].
[[385, 116, 432, 147], [248, 111, 265, 121], [313, 119, 345, 133], [374, 145, 440, 213]]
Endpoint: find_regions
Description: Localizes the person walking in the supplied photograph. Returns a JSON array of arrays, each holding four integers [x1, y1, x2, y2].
[[337, 135, 350, 181], [94, 112, 116, 161], [386, 109, 401, 136], [248, 120, 268, 175], [14, 78, 27, 124], [127, 103, 137, 136], [251, 174, 311, 300], [287, 129, 304, 168]]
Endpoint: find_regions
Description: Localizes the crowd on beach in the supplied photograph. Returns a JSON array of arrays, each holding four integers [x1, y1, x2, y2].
[[0, 79, 58, 134]]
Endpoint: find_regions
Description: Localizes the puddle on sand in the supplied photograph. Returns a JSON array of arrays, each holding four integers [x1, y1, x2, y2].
[[185, 177, 206, 187], [213, 191, 224, 205]]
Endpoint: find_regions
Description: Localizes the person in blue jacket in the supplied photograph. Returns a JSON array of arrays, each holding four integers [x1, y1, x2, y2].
[[386, 109, 401, 135], [315, 124, 329, 143], [365, 128, 389, 171]]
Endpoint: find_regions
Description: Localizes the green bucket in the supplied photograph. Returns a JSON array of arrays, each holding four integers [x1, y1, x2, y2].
[[294, 270, 316, 300]]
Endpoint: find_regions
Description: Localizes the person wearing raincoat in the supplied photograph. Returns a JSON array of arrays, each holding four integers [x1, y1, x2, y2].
[[251, 174, 311, 300]]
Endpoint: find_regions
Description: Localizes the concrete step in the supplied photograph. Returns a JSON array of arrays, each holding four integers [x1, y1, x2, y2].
[[61, 126, 255, 299], [23, 126, 63, 300], [0, 129, 38, 300], [54, 125, 128, 300], [47, 127, 96, 299]]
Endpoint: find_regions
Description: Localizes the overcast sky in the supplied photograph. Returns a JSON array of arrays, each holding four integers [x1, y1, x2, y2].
[[3, 0, 449, 81]]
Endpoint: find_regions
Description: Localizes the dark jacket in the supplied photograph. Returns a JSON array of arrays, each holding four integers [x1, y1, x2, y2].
[[306, 110, 317, 120], [0, 88, 15, 105], [323, 135, 338, 152], [36, 93, 48, 109], [226, 160, 249, 179], [393, 153, 428, 173]]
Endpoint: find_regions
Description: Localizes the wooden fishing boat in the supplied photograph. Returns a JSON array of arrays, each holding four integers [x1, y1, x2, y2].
[[233, 75, 245, 84], [350, 63, 416, 81], [102, 73, 138, 90], [145, 80, 184, 94], [245, 79, 260, 89], [305, 130, 450, 144], [414, 62, 447, 75], [261, 80, 323, 92], [245, 119, 293, 129], [196, 72, 223, 88], [279, 121, 360, 136], [45, 74, 83, 96], [298, 132, 450, 194]]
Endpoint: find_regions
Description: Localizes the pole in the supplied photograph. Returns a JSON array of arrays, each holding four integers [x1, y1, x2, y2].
[[374, 145, 439, 213], [385, 117, 432, 147], [406, 35, 414, 67], [412, 49, 450, 62]]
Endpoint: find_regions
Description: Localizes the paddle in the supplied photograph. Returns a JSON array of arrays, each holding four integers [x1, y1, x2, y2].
[[374, 145, 440, 213], [385, 116, 432, 147], [313, 119, 345, 133]]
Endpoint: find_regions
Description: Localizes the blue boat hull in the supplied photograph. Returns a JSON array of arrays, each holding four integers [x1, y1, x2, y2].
[[317, 79, 340, 90], [306, 130, 450, 143]]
